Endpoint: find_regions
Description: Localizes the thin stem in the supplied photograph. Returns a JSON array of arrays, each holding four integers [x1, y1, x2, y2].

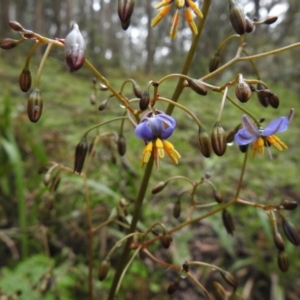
[[35, 43, 53, 87]]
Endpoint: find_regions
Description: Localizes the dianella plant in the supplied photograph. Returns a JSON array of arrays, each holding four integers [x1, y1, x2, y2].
[[1, 0, 300, 299]]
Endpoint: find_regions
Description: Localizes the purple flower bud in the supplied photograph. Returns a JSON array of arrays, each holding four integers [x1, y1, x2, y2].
[[65, 23, 86, 72]]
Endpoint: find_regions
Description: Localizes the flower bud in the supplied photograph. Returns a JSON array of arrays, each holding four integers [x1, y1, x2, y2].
[[214, 190, 223, 203], [9, 21, 24, 32], [182, 261, 189, 273], [228, 0, 246, 35], [121, 20, 131, 30], [65, 23, 86, 72], [173, 200, 181, 219], [160, 233, 172, 249], [50, 174, 61, 192], [282, 219, 300, 246], [263, 15, 278, 25], [98, 99, 108, 111], [268, 93, 279, 109], [90, 93, 96, 105], [117, 134, 126, 156], [281, 200, 298, 210], [167, 282, 179, 295], [152, 181, 168, 194], [27, 88, 43, 123], [98, 258, 110, 281], [118, 0, 135, 28], [222, 209, 235, 235], [239, 144, 248, 153], [187, 78, 207, 96], [273, 231, 285, 251], [277, 251, 289, 272], [220, 271, 237, 290], [245, 17, 255, 33], [209, 52, 220, 72], [235, 77, 251, 103], [211, 122, 227, 156], [19, 68, 32, 92], [43, 173, 51, 186], [198, 127, 212, 158], [132, 82, 142, 98], [139, 91, 150, 110], [22, 31, 34, 39], [212, 281, 227, 300], [74, 138, 88, 173], [0, 38, 19, 50], [256, 84, 269, 107]]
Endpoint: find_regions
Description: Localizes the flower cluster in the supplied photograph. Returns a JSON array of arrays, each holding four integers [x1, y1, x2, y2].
[[151, 0, 203, 39], [234, 114, 290, 157], [135, 111, 181, 169]]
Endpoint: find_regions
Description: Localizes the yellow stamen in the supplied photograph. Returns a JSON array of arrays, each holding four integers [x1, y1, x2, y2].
[[187, 0, 203, 18], [252, 137, 264, 157], [185, 8, 198, 35], [170, 9, 180, 39], [140, 141, 153, 167], [266, 135, 288, 151], [163, 140, 181, 164], [151, 5, 171, 27], [156, 138, 165, 158], [174, 0, 185, 9], [155, 0, 172, 9]]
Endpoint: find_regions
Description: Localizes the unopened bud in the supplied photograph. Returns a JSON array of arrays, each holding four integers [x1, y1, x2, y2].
[[220, 271, 237, 290], [214, 190, 223, 203], [43, 173, 51, 186], [99, 99, 108, 111], [211, 122, 227, 156], [0, 38, 19, 50], [167, 282, 179, 295], [74, 138, 88, 173], [239, 144, 248, 153], [263, 15, 278, 25], [27, 88, 43, 123], [222, 209, 235, 235], [117, 134, 126, 156], [228, 0, 246, 35], [65, 23, 86, 72], [235, 76, 251, 103], [212, 281, 227, 300], [273, 231, 285, 251], [245, 17, 255, 33], [139, 91, 150, 110], [209, 52, 220, 72], [281, 200, 298, 210], [282, 219, 300, 246], [50, 174, 61, 192], [187, 78, 207, 96], [173, 200, 181, 219], [121, 19, 131, 30], [160, 233, 172, 249], [9, 21, 24, 32], [19, 69, 32, 92], [118, 0, 135, 29], [98, 258, 110, 281], [132, 82, 142, 98], [90, 93, 96, 105], [22, 31, 34, 39], [182, 261, 189, 273], [198, 127, 212, 158], [268, 92, 279, 109], [256, 84, 269, 107], [277, 251, 289, 272], [152, 181, 168, 194]]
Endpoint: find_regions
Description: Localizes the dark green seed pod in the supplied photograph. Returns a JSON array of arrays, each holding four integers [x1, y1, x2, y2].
[[74, 138, 88, 174], [132, 81, 142, 98], [273, 231, 285, 251], [277, 251, 289, 272], [139, 91, 150, 110], [209, 52, 220, 72], [152, 181, 168, 194], [118, 0, 135, 23], [167, 282, 179, 295], [117, 134, 126, 156], [98, 258, 110, 281], [19, 68, 32, 92], [236, 79, 251, 103], [0, 38, 19, 50], [212, 281, 227, 300], [211, 122, 227, 156], [9, 21, 24, 32], [173, 200, 181, 219], [27, 88, 43, 123], [214, 190, 223, 203], [228, 0, 246, 35], [282, 219, 300, 246], [198, 127, 212, 158], [281, 200, 298, 210], [220, 271, 237, 290], [222, 209, 235, 235], [187, 78, 207, 96], [160, 233, 172, 249]]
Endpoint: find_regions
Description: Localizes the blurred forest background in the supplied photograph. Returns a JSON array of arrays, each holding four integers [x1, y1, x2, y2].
[[0, 0, 300, 300]]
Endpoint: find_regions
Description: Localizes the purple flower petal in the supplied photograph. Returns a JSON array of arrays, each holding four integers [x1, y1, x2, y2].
[[241, 115, 258, 137], [263, 117, 289, 136], [234, 128, 257, 145]]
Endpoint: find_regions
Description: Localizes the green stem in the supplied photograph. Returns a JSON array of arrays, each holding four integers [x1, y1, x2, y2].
[[35, 43, 53, 87]]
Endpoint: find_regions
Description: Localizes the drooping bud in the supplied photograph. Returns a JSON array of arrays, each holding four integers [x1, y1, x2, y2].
[[198, 127, 212, 158], [209, 52, 220, 72], [277, 251, 289, 272], [160, 233, 172, 249], [50, 173, 61, 192], [235, 75, 251, 103], [212, 281, 227, 300], [268, 92, 279, 109], [282, 219, 300, 246], [118, 0, 135, 30], [65, 23, 86, 72], [228, 0, 246, 35], [239, 144, 248, 153], [9, 21, 24, 32], [43, 173, 51, 186], [90, 93, 96, 105], [27, 88, 43, 123], [273, 231, 285, 251], [226, 124, 241, 143], [74, 138, 88, 173], [222, 209, 235, 235], [19, 68, 32, 92], [99, 99, 108, 111], [0, 38, 19, 50], [152, 181, 168, 194], [220, 271, 237, 290], [211, 122, 227, 156], [214, 190, 223, 203], [187, 78, 207, 96], [245, 17, 255, 33], [98, 258, 111, 281], [139, 91, 150, 110], [256, 84, 269, 107], [167, 282, 179, 295], [281, 200, 298, 210], [132, 81, 142, 98], [182, 261, 189, 273], [263, 15, 278, 25], [117, 134, 126, 156], [173, 200, 181, 219]]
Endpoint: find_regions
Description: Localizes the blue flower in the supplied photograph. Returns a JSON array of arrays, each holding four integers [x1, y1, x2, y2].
[[135, 111, 180, 168], [234, 114, 290, 157]]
